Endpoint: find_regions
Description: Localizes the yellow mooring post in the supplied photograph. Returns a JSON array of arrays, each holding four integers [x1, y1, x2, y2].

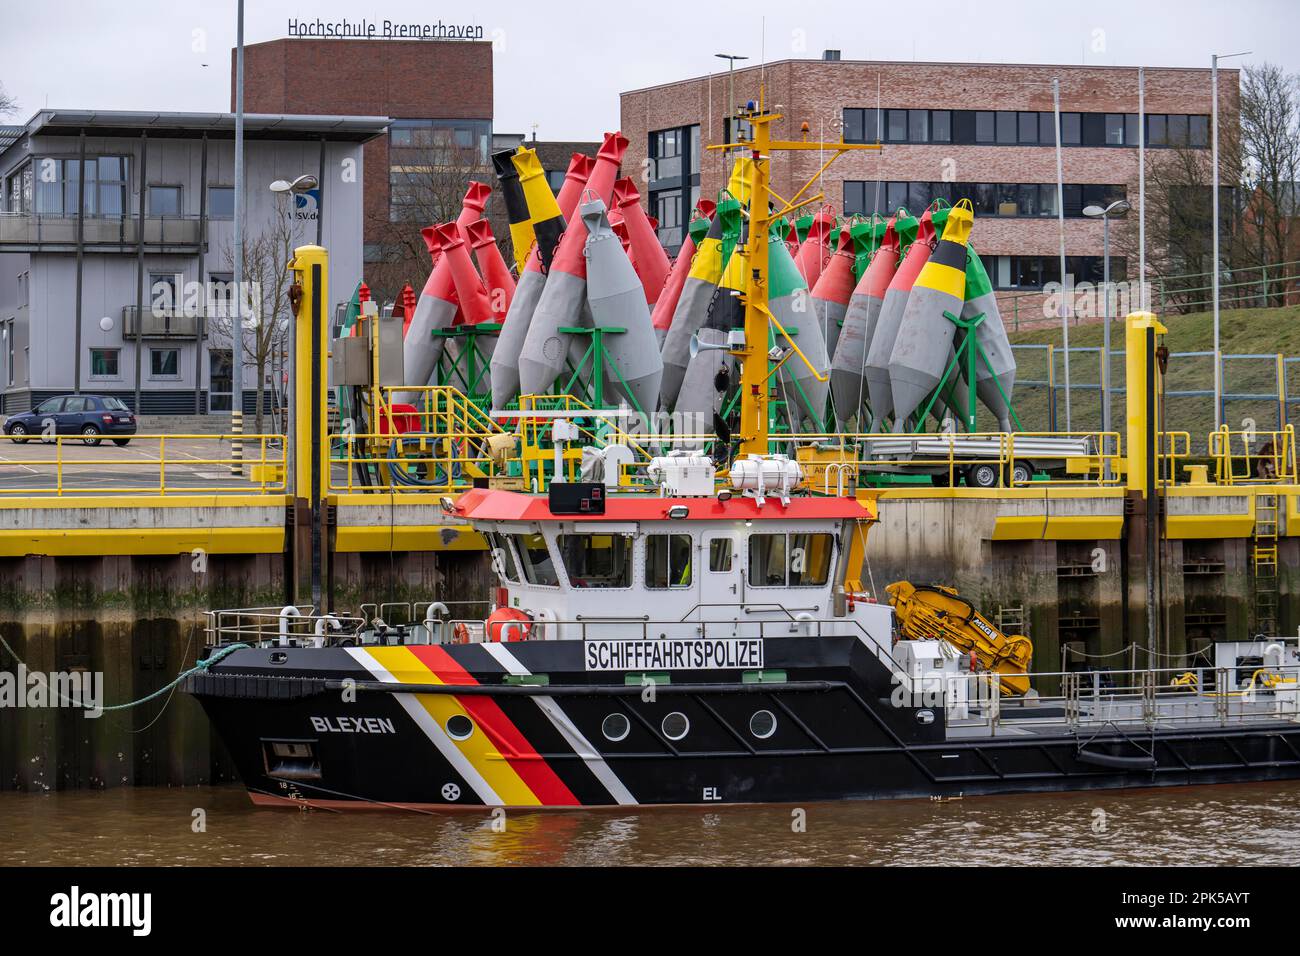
[[288, 244, 330, 608], [1124, 310, 1167, 493], [1124, 309, 1167, 661]]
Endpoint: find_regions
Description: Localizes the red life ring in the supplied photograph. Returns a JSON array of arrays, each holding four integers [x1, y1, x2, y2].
[[485, 607, 532, 642]]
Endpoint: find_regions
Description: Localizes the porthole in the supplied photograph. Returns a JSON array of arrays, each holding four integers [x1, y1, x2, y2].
[[446, 714, 474, 740], [601, 713, 630, 742], [749, 709, 777, 739], [661, 711, 690, 741]]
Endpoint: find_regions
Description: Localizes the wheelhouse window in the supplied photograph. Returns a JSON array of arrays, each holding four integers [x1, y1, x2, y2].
[[708, 538, 734, 572], [748, 533, 834, 587], [645, 534, 692, 589], [557, 533, 632, 588], [483, 532, 520, 583], [512, 532, 559, 587]]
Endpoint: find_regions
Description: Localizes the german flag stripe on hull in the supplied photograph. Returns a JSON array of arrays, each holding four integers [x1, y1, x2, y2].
[[346, 644, 635, 807]]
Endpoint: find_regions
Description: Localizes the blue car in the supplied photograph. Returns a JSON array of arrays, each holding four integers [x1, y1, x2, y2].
[[4, 394, 137, 446]]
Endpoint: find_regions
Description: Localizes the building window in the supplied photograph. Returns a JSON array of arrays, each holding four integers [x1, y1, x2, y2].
[[148, 185, 182, 217], [886, 109, 907, 142], [994, 111, 1016, 144], [208, 186, 234, 219], [838, 108, 1207, 149], [1018, 111, 1038, 144], [32, 157, 129, 217], [650, 127, 682, 179], [980, 255, 1125, 290], [4, 319, 14, 386], [645, 534, 692, 589], [908, 109, 929, 143], [842, 181, 1126, 219], [150, 348, 179, 378], [931, 110, 951, 142], [5, 163, 33, 215], [387, 118, 492, 220], [149, 273, 181, 315], [90, 348, 120, 378], [1104, 114, 1126, 145]]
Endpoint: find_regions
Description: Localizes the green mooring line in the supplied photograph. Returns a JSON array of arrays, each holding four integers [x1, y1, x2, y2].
[[0, 635, 249, 712]]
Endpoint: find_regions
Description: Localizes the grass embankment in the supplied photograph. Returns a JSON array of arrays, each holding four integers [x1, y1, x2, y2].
[[998, 304, 1300, 449]]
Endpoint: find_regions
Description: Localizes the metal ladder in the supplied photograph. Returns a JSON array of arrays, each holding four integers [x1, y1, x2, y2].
[[1253, 492, 1279, 636], [997, 604, 1027, 636]]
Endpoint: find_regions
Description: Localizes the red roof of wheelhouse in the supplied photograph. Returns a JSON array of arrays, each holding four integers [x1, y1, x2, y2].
[[454, 487, 876, 523]]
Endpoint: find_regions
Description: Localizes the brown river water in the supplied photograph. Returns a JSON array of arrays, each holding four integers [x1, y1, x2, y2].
[[3, 781, 1300, 866]]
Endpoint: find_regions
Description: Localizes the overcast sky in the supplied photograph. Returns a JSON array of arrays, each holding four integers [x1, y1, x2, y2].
[[2, 0, 1297, 139]]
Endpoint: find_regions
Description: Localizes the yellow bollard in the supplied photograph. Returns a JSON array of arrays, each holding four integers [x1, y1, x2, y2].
[[1124, 311, 1167, 494]]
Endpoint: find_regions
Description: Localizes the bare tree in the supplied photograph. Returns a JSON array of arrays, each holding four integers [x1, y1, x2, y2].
[[1234, 63, 1300, 305], [1124, 63, 1300, 313], [215, 195, 304, 433], [0, 82, 17, 117], [363, 137, 503, 305]]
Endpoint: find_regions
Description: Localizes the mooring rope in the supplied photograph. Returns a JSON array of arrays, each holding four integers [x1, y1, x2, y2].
[[0, 633, 249, 712]]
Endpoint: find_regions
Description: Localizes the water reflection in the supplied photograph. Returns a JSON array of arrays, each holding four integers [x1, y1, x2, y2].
[[4, 782, 1300, 866]]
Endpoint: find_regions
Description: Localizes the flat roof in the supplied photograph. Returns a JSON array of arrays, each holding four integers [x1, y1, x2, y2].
[[621, 57, 1234, 96], [16, 109, 391, 143]]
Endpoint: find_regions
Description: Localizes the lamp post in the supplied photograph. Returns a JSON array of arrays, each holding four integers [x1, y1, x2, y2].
[[1084, 198, 1131, 467], [1211, 50, 1250, 430], [714, 53, 748, 143], [232, 0, 246, 470], [269, 175, 318, 451]]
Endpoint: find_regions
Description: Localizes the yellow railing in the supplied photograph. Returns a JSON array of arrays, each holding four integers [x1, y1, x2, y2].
[[1209, 425, 1298, 486], [328, 431, 502, 493], [750, 431, 1125, 488], [0, 433, 286, 496]]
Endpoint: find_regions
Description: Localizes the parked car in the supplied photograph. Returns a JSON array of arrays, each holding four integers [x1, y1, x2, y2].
[[3, 395, 137, 446]]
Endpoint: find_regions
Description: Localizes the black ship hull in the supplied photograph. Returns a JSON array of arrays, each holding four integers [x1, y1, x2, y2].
[[188, 636, 1300, 809]]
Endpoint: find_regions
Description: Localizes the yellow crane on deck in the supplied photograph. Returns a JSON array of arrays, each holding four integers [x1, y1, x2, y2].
[[885, 581, 1033, 696]]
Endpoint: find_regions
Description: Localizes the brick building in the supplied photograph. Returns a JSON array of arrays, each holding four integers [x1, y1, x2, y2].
[[235, 37, 493, 297], [621, 57, 1239, 329]]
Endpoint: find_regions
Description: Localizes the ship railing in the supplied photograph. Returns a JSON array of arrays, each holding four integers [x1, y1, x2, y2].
[[945, 662, 1300, 735], [204, 601, 494, 648], [0, 432, 287, 496], [205, 606, 363, 648]]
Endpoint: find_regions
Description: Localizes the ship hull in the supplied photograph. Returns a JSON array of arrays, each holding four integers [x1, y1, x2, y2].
[[189, 636, 1300, 809]]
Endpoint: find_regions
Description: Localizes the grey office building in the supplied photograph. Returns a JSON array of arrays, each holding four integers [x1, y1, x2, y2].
[[0, 110, 388, 416]]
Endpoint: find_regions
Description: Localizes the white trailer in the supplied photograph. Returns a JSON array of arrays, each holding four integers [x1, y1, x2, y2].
[[860, 434, 1095, 487]]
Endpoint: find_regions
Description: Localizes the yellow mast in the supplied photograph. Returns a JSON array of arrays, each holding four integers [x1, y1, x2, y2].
[[714, 97, 878, 457]]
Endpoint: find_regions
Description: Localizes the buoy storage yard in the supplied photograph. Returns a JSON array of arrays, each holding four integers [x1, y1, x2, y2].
[[2, 0, 1300, 913]]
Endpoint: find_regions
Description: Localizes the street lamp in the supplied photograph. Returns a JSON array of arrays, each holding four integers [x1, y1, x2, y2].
[[1084, 198, 1131, 459], [270, 174, 319, 196], [1211, 50, 1250, 430], [714, 53, 749, 143]]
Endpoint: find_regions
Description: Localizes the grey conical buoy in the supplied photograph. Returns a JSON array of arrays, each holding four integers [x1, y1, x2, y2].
[[889, 203, 975, 429], [580, 196, 663, 414]]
